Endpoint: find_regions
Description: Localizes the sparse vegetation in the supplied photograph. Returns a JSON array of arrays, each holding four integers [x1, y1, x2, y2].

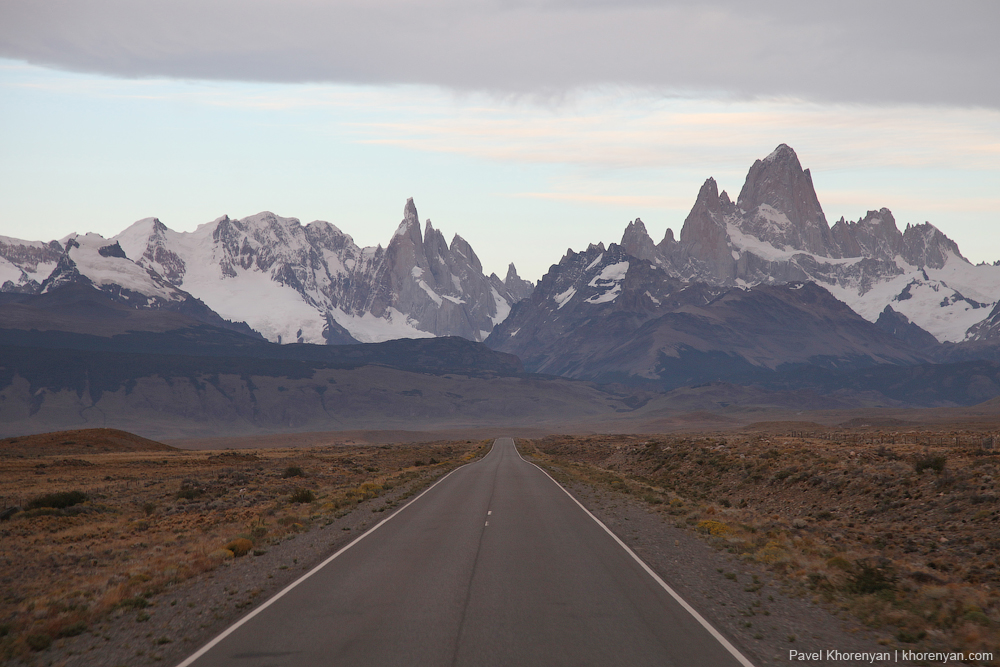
[[0, 435, 487, 661], [522, 430, 1000, 663]]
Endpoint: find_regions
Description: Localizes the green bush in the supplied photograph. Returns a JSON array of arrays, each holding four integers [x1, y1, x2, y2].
[[26, 490, 87, 510], [282, 466, 305, 478]]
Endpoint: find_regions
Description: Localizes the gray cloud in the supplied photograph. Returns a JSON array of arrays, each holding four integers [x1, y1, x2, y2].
[[1, 0, 997, 107]]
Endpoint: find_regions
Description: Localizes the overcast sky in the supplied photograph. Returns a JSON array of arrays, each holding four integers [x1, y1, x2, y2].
[[1, 0, 998, 279]]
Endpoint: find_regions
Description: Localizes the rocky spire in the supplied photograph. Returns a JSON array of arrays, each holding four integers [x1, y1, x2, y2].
[[503, 263, 534, 302], [736, 144, 840, 257], [621, 218, 657, 262], [679, 177, 736, 281]]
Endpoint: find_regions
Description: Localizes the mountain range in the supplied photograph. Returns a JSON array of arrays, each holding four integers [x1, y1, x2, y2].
[[3, 143, 1000, 437], [1, 199, 533, 345], [3, 144, 996, 350]]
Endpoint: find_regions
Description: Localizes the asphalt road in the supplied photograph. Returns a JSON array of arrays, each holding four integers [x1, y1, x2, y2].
[[178, 438, 753, 667]]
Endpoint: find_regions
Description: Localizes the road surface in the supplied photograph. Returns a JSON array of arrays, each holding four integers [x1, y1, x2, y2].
[[178, 437, 753, 667]]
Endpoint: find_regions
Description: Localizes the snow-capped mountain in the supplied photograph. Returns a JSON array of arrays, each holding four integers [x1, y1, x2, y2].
[[620, 144, 1000, 343], [0, 199, 533, 345], [1, 232, 262, 336], [486, 241, 929, 386], [0, 236, 62, 293]]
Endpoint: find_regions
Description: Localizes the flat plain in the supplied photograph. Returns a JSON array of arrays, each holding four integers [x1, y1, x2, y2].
[[1, 424, 999, 666], [0, 428, 485, 663]]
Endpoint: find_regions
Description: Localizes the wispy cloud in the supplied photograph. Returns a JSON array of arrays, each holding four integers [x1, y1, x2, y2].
[[508, 192, 690, 208], [349, 94, 1000, 174]]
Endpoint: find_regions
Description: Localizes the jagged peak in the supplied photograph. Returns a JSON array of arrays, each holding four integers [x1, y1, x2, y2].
[[880, 304, 910, 323], [586, 242, 606, 253], [119, 216, 167, 238], [624, 218, 648, 234], [698, 177, 719, 201], [403, 197, 419, 224], [858, 208, 898, 229], [763, 143, 799, 165], [505, 262, 523, 284], [901, 220, 967, 265], [622, 218, 653, 241], [450, 233, 472, 255], [738, 146, 808, 212]]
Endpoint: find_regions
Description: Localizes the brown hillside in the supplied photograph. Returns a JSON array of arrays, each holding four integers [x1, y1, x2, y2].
[[0, 428, 178, 458]]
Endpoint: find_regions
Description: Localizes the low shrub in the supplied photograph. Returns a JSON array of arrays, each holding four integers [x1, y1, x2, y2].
[[175, 487, 202, 501], [847, 559, 897, 594], [289, 488, 315, 504], [282, 466, 305, 478], [26, 490, 87, 510], [225, 538, 254, 557], [915, 455, 947, 474], [696, 519, 732, 536]]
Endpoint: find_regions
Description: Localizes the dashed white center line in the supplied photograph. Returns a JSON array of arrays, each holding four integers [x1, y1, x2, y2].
[[485, 521, 489, 526], [487, 511, 492, 515]]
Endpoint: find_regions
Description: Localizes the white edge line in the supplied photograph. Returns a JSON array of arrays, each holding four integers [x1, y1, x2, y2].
[[174, 443, 497, 667], [511, 438, 757, 667]]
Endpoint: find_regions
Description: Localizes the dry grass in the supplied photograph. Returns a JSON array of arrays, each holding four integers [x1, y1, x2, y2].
[[0, 430, 488, 660], [523, 429, 1000, 664]]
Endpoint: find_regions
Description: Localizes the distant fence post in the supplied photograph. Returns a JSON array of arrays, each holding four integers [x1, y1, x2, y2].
[[983, 436, 994, 452]]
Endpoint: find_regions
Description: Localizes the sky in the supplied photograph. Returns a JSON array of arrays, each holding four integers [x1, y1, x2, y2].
[[1, 0, 998, 281]]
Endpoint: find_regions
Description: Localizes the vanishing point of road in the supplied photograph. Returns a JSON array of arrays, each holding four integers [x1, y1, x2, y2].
[[177, 437, 754, 667]]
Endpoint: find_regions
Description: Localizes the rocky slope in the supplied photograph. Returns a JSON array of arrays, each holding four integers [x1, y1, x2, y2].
[[487, 242, 931, 388]]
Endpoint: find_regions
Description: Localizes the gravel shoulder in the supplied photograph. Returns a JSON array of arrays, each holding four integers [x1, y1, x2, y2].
[[555, 476, 903, 667]]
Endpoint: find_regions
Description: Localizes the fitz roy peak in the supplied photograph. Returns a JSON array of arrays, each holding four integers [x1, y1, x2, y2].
[[620, 144, 1000, 343], [0, 199, 533, 345], [487, 143, 1000, 387]]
